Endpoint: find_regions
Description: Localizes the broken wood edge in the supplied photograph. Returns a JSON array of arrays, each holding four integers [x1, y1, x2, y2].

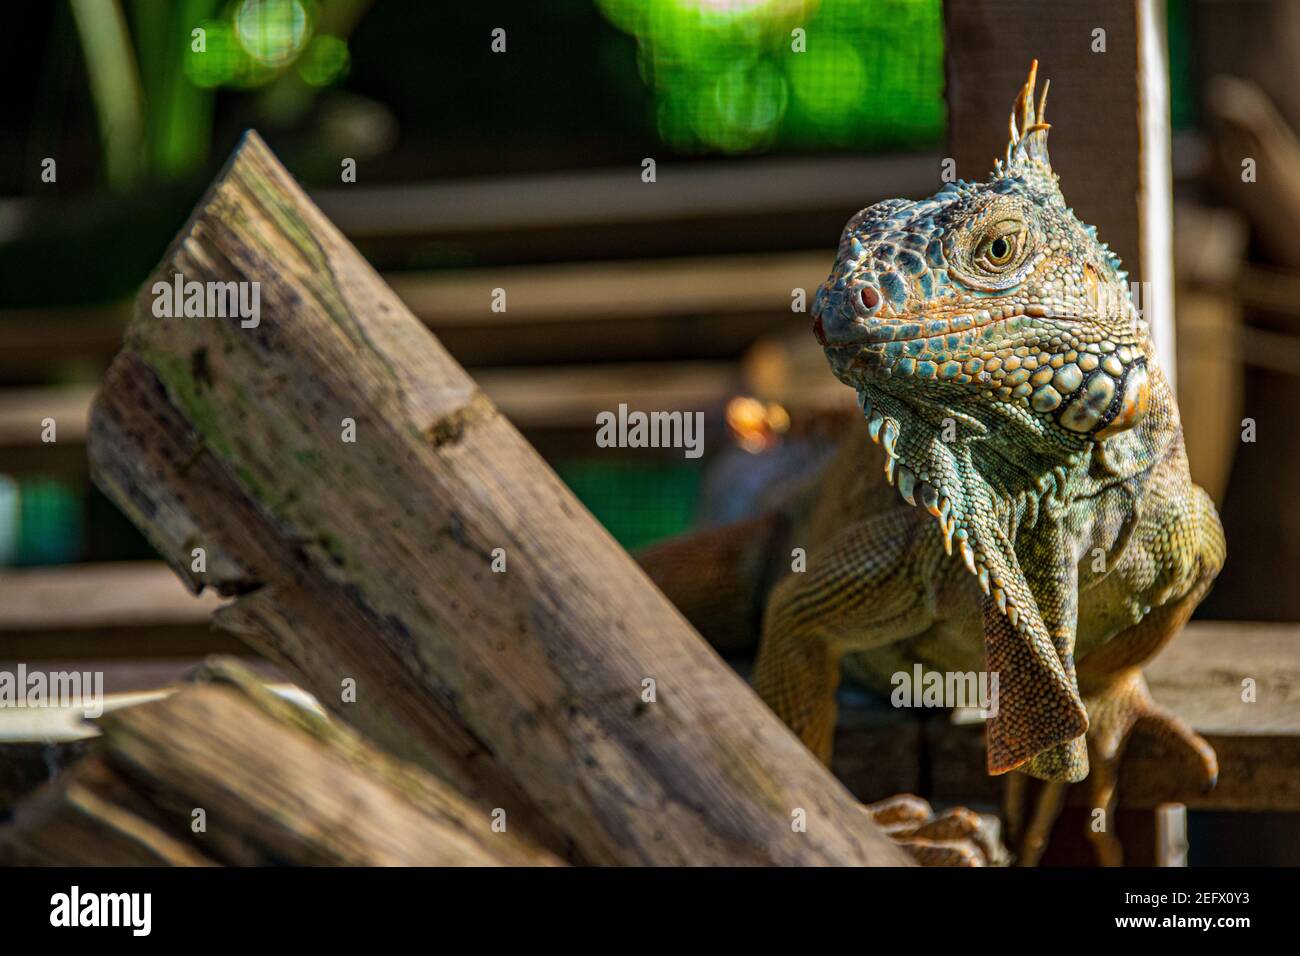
[[1, 663, 562, 866]]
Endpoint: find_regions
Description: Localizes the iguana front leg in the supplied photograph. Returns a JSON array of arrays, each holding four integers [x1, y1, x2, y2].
[[1013, 481, 1225, 865], [752, 510, 1006, 865], [753, 507, 935, 762], [1075, 547, 1223, 863]]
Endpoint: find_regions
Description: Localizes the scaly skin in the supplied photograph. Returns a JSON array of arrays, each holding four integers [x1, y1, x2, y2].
[[746, 62, 1225, 863]]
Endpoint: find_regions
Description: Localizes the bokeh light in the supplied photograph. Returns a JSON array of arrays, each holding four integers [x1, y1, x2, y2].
[[234, 0, 311, 67], [785, 36, 864, 130], [298, 34, 350, 87], [184, 20, 242, 88], [183, 0, 350, 92]]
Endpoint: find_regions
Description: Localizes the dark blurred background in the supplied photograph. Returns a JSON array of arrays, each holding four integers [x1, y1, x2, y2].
[[0, 0, 1289, 607], [0, 0, 963, 564], [0, 0, 1297, 865]]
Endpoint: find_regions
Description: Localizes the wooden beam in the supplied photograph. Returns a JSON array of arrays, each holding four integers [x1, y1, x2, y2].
[[944, 0, 1177, 386], [0, 304, 129, 374], [0, 386, 95, 476], [1172, 202, 1246, 503], [84, 131, 909, 866], [0, 359, 740, 477], [313, 154, 940, 243], [0, 563, 239, 659], [0, 252, 829, 374], [387, 253, 825, 328], [392, 252, 825, 365], [858, 622, 1300, 812]]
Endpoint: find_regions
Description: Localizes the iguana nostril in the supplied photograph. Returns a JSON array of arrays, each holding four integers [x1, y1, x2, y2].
[[860, 286, 880, 311]]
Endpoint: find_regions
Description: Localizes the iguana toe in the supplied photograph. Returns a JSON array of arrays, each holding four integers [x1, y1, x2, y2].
[[863, 793, 1008, 866], [1082, 669, 1216, 865]]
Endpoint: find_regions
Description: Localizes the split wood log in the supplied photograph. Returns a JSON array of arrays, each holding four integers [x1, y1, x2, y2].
[[0, 660, 559, 866], [86, 132, 909, 865], [0, 756, 221, 866]]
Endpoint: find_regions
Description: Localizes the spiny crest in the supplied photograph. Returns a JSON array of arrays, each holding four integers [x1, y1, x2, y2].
[[994, 59, 1052, 178]]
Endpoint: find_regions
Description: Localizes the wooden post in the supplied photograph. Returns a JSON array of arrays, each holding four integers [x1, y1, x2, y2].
[[85, 132, 909, 866], [943, 0, 1177, 388]]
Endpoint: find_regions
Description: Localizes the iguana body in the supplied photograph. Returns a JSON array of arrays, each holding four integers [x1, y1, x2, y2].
[[642, 63, 1224, 864]]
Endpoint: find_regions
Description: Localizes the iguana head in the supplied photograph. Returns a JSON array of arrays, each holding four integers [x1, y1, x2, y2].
[[810, 62, 1166, 779], [813, 60, 1151, 470]]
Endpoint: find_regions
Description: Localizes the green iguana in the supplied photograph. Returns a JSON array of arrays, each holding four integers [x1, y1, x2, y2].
[[640, 62, 1224, 865]]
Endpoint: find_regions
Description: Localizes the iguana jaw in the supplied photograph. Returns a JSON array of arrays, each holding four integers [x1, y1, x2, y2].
[[816, 300, 1086, 348], [821, 307, 1152, 447]]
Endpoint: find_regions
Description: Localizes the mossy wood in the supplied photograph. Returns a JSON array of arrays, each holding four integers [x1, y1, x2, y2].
[[86, 132, 908, 865]]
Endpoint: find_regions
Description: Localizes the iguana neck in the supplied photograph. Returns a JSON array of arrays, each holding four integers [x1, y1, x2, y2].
[[855, 342, 1179, 635], [858, 381, 1094, 777], [858, 380, 1087, 577]]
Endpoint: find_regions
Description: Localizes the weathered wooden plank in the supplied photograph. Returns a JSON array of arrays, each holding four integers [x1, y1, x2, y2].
[[884, 622, 1300, 811], [84, 132, 909, 866], [0, 563, 238, 659]]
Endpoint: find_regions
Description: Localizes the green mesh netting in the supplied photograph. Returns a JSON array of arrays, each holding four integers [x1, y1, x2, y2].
[[0, 476, 82, 566], [558, 459, 701, 551]]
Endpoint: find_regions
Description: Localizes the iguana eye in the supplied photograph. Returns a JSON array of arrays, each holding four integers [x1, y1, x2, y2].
[[949, 222, 1029, 290], [983, 233, 1018, 266]]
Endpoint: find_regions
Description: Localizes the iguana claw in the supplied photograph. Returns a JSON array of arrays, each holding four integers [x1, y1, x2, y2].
[[864, 793, 1009, 866]]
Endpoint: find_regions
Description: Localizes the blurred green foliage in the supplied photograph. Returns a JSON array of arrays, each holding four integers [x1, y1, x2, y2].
[[1168, 0, 1194, 130], [598, 0, 1197, 152], [597, 0, 946, 153], [74, 0, 357, 189]]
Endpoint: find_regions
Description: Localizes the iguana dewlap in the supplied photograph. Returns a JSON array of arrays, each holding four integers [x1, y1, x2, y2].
[[637, 63, 1222, 865]]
